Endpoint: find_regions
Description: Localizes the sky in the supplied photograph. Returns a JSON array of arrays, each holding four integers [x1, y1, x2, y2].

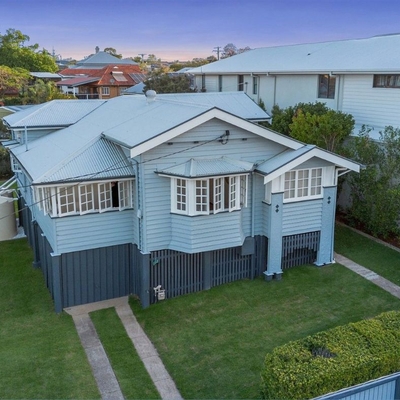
[[1, 0, 400, 62]]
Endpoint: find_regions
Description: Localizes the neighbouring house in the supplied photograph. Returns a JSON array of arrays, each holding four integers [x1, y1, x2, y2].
[[3, 92, 360, 312], [189, 34, 400, 139], [72, 50, 138, 69], [57, 65, 146, 99]]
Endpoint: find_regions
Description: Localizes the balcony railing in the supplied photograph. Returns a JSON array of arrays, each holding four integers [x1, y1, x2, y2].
[[75, 94, 99, 100]]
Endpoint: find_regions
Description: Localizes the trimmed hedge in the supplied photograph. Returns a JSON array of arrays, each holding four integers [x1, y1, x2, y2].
[[261, 311, 400, 400]]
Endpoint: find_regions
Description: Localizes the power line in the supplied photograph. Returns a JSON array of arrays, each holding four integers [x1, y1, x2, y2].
[[0, 133, 226, 222]]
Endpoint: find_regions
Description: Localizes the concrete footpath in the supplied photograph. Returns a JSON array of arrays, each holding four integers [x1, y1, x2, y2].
[[64, 250, 400, 400], [65, 297, 183, 400]]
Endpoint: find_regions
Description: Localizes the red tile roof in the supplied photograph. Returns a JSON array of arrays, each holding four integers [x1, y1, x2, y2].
[[58, 65, 145, 87]]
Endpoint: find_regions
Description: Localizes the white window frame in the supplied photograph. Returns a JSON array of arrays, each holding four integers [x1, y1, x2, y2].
[[171, 174, 247, 216], [283, 168, 323, 202], [57, 186, 77, 216], [11, 155, 21, 172], [79, 183, 95, 215], [118, 180, 132, 210], [101, 86, 110, 95], [194, 179, 209, 215], [98, 182, 113, 212]]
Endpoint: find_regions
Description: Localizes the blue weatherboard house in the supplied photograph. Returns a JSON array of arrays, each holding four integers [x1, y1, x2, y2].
[[3, 92, 360, 312]]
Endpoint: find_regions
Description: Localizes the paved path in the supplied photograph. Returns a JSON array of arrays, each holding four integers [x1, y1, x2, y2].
[[335, 253, 400, 300], [65, 297, 183, 400]]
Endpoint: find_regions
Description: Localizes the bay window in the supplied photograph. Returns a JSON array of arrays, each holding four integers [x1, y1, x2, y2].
[[171, 175, 247, 216]]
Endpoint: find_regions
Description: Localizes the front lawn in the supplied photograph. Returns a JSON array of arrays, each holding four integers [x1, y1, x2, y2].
[[131, 262, 400, 399], [335, 224, 400, 286], [0, 239, 99, 399]]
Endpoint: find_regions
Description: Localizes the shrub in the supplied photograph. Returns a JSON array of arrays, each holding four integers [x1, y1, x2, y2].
[[260, 311, 400, 400], [0, 146, 12, 178]]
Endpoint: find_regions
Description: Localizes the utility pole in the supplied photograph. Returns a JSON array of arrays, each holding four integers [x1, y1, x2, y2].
[[213, 46, 221, 60]]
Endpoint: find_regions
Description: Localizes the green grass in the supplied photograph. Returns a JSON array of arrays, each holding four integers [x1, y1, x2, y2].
[[0, 239, 99, 399], [90, 308, 160, 399], [335, 223, 400, 286], [131, 263, 400, 399]]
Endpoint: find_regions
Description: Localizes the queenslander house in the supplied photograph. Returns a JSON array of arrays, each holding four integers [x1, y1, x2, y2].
[[189, 34, 400, 139], [3, 92, 360, 312]]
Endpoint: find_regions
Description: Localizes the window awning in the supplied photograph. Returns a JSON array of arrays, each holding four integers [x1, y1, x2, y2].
[[156, 156, 254, 178]]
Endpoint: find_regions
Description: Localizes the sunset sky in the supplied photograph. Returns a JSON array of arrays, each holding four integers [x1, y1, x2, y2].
[[1, 0, 400, 62]]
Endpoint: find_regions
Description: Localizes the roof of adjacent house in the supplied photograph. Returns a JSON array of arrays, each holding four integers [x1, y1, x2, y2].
[[3, 100, 106, 128], [9, 92, 359, 184], [57, 65, 145, 87], [74, 51, 137, 68], [189, 34, 400, 75]]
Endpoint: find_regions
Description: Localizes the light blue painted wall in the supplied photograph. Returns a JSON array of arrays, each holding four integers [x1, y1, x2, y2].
[[282, 200, 323, 235], [316, 186, 337, 266], [265, 192, 283, 276], [140, 118, 287, 253], [54, 210, 135, 253], [169, 211, 244, 253]]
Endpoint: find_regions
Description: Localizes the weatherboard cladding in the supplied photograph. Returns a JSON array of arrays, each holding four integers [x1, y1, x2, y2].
[[41, 138, 134, 183]]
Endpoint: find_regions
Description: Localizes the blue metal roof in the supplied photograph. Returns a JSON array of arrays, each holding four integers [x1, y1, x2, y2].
[[39, 138, 134, 183], [256, 145, 315, 175], [3, 99, 106, 128], [157, 157, 254, 178]]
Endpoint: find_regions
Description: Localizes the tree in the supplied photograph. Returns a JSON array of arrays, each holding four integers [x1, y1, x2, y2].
[[0, 28, 58, 72], [143, 70, 195, 93], [289, 108, 354, 153], [345, 126, 400, 238], [0, 65, 29, 99], [268, 102, 330, 135], [103, 47, 122, 59], [220, 43, 251, 59], [221, 43, 238, 58], [20, 79, 74, 104]]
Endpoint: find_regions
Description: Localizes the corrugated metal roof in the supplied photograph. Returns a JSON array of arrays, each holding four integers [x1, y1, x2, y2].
[[189, 34, 400, 74], [39, 138, 134, 183], [4, 99, 106, 128], [157, 157, 254, 178], [11, 93, 270, 183], [256, 145, 315, 175], [76, 51, 137, 67], [56, 76, 100, 86]]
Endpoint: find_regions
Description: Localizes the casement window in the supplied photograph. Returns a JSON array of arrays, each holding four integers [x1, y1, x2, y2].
[[101, 86, 110, 95], [284, 168, 323, 201], [10, 156, 21, 173], [34, 179, 134, 217], [238, 75, 244, 91], [373, 75, 400, 88], [79, 184, 95, 215], [252, 76, 258, 95], [171, 175, 247, 216], [318, 74, 336, 99], [58, 186, 76, 216], [118, 180, 133, 210]]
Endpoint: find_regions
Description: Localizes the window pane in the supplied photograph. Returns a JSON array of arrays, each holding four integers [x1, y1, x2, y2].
[[176, 179, 186, 212], [195, 180, 208, 213]]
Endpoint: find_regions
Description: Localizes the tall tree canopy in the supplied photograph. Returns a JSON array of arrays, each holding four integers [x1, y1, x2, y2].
[[143, 69, 194, 93], [0, 28, 58, 72], [0, 65, 29, 99]]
